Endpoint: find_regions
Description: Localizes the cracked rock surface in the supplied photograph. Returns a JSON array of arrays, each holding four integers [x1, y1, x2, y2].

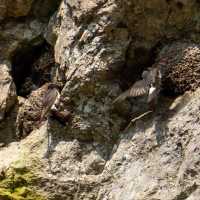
[[1, 0, 200, 199]]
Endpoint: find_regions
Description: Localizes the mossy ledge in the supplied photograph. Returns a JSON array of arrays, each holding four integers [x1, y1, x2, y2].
[[0, 163, 45, 200]]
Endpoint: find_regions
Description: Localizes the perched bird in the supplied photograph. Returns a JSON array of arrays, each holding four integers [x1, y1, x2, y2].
[[114, 67, 162, 110], [39, 83, 60, 123]]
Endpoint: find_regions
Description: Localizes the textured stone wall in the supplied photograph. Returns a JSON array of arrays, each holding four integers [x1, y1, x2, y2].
[[1, 0, 200, 199]]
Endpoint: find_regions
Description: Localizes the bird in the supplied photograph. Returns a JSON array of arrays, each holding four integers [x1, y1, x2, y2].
[[38, 83, 60, 158], [39, 83, 60, 123], [113, 67, 162, 110]]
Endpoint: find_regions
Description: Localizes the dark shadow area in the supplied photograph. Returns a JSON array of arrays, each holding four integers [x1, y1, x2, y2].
[[11, 41, 45, 95], [0, 16, 27, 26], [176, 2, 184, 10], [31, 0, 61, 22], [196, 0, 200, 6], [117, 40, 167, 93], [11, 41, 54, 97], [112, 41, 167, 130], [119, 44, 156, 91], [0, 101, 19, 145], [166, 0, 173, 3]]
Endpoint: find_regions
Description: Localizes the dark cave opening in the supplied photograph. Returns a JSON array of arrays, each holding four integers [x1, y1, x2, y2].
[[176, 2, 184, 10], [32, 0, 62, 22], [11, 41, 54, 97], [11, 42, 44, 96], [119, 45, 157, 91], [120, 40, 181, 98]]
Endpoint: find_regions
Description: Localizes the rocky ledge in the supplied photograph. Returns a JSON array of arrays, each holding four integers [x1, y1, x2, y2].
[[1, 0, 200, 199]]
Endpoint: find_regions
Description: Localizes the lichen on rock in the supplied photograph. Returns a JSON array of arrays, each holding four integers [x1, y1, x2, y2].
[[0, 164, 45, 200], [159, 42, 200, 95]]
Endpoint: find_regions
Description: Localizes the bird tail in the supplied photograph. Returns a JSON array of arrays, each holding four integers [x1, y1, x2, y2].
[[37, 109, 47, 128]]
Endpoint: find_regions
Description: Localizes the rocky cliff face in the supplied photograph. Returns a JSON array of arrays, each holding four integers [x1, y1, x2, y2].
[[1, 0, 200, 199]]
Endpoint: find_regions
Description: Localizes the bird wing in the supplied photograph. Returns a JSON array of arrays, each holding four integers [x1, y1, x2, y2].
[[113, 80, 149, 103], [42, 88, 58, 108], [40, 88, 59, 121], [129, 80, 149, 97], [113, 88, 132, 103]]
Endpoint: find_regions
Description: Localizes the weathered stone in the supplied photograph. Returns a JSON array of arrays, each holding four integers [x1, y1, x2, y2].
[[44, 11, 61, 46], [0, 0, 61, 23], [2, 0, 200, 199], [6, 0, 34, 17], [32, 0, 61, 20], [0, 61, 16, 121], [16, 83, 71, 138], [16, 84, 48, 138], [0, 101, 19, 144], [97, 89, 200, 200], [0, 0, 33, 22], [0, 19, 45, 60], [0, 0, 6, 21], [159, 42, 200, 95]]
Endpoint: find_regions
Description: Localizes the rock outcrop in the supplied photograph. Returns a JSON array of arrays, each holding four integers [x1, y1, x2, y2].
[[0, 61, 16, 121], [159, 42, 200, 95], [1, 0, 200, 199]]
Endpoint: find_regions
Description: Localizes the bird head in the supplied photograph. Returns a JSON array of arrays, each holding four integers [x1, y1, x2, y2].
[[142, 70, 149, 79]]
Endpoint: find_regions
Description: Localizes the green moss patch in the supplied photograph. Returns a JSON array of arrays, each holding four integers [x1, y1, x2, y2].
[[0, 166, 45, 200]]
